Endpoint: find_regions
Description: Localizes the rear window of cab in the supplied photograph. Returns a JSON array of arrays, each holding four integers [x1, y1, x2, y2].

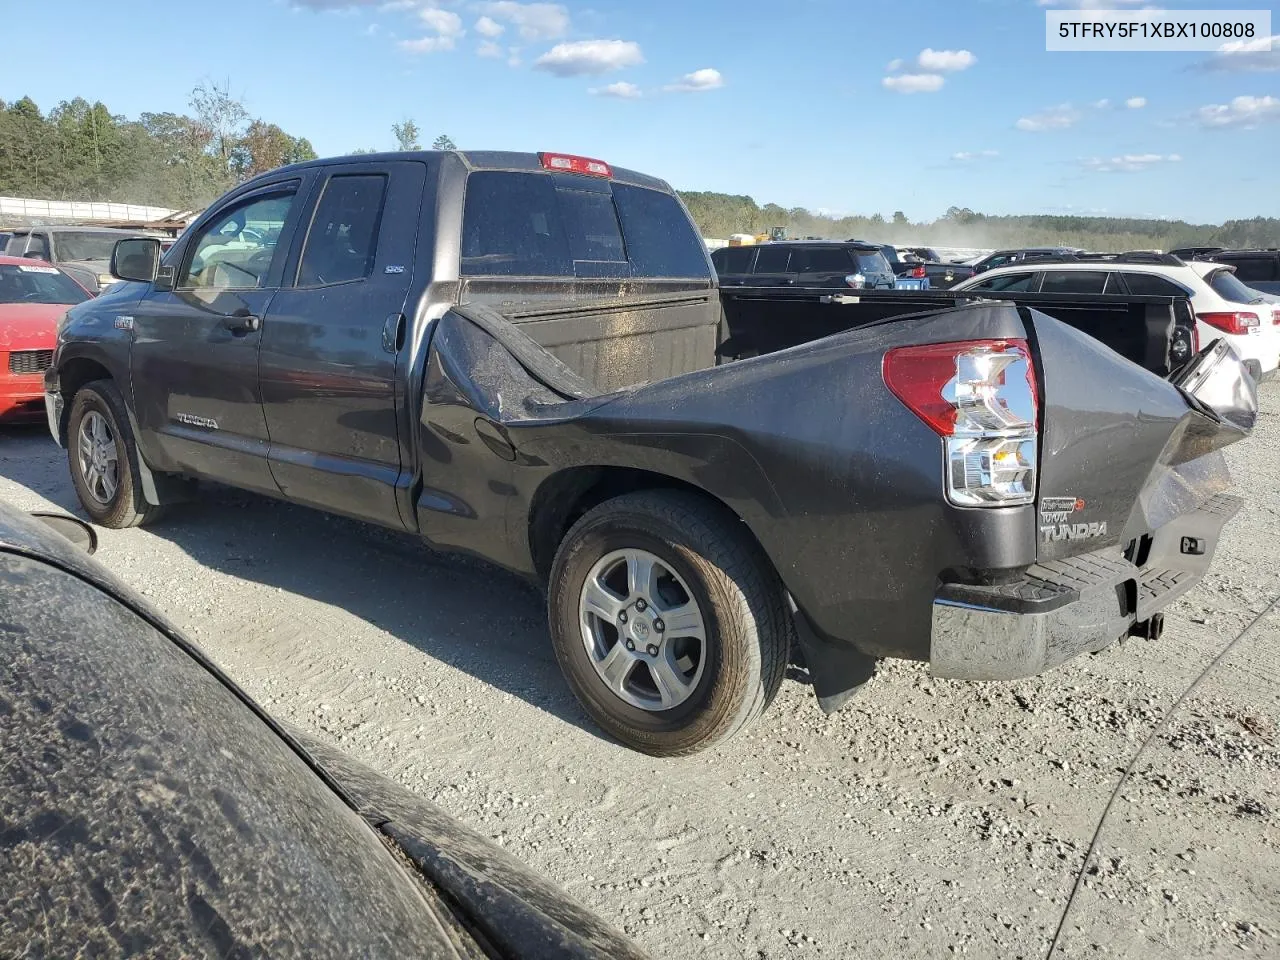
[[460, 171, 710, 280]]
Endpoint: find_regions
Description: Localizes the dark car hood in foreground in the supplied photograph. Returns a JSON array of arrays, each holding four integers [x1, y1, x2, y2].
[[0, 503, 647, 960]]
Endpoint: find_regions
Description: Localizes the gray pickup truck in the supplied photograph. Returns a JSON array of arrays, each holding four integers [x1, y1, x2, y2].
[[44, 149, 1256, 755]]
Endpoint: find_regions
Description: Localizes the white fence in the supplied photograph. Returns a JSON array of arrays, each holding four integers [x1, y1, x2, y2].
[[0, 196, 175, 223]]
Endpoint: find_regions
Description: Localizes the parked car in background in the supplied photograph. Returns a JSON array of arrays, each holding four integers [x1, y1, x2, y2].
[[952, 252, 1280, 380], [0, 500, 650, 959], [712, 239, 896, 289], [874, 243, 975, 290], [3, 225, 165, 294], [1181, 248, 1280, 296], [970, 247, 1084, 274], [0, 256, 92, 422]]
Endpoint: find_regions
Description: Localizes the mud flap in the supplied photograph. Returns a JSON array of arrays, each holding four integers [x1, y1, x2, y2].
[[788, 596, 877, 714]]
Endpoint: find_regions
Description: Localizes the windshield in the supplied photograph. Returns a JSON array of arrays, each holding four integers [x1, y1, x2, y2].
[[0, 264, 90, 305], [1207, 269, 1263, 304], [51, 232, 124, 262]]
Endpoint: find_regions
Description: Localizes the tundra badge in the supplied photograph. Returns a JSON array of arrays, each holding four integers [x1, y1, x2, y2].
[[1040, 496, 1107, 543]]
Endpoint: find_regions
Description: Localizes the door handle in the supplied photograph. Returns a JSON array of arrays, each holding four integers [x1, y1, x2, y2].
[[223, 312, 260, 335], [382, 313, 406, 354]]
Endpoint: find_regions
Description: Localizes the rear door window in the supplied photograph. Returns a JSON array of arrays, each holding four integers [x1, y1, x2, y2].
[[970, 272, 1036, 292], [752, 246, 791, 273], [712, 246, 755, 274], [789, 247, 852, 274], [1040, 270, 1109, 294], [297, 174, 388, 286], [1121, 273, 1188, 298], [613, 184, 711, 278]]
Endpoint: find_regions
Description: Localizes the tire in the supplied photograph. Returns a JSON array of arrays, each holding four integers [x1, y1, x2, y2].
[[67, 380, 165, 529], [548, 490, 790, 756]]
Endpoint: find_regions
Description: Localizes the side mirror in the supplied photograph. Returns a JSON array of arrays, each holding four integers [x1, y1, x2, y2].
[[110, 237, 161, 283]]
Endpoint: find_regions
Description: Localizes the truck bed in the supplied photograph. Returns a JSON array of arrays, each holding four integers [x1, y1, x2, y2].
[[717, 287, 1198, 378]]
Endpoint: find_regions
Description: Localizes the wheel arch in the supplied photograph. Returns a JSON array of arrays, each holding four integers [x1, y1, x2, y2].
[[53, 357, 114, 445], [526, 466, 777, 587]]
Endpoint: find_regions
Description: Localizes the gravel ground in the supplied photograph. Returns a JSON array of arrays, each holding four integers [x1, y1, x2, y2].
[[1, 383, 1277, 960]]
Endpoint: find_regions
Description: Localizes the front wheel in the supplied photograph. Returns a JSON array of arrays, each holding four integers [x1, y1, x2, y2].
[[548, 490, 790, 756], [67, 380, 164, 529]]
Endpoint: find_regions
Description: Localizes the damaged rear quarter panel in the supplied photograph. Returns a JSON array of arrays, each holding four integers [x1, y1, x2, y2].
[[414, 303, 1039, 663]]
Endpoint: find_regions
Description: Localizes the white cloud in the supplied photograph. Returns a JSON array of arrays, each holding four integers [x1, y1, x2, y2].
[[420, 7, 463, 35], [400, 6, 463, 52], [952, 149, 1000, 161], [477, 1, 569, 41], [475, 15, 504, 37], [1092, 98, 1111, 109], [591, 81, 643, 99], [477, 39, 503, 57], [1196, 94, 1280, 128], [1016, 104, 1082, 131], [400, 34, 458, 52], [1082, 152, 1181, 172], [1126, 96, 1147, 109], [534, 39, 644, 76], [1199, 34, 1280, 72], [916, 48, 976, 72], [664, 68, 725, 92], [886, 58, 904, 71], [882, 73, 945, 94]]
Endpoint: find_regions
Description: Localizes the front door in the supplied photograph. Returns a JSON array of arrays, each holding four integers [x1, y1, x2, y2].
[[257, 160, 426, 529], [129, 180, 308, 494]]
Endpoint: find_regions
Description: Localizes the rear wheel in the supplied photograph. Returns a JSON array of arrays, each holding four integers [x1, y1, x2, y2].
[[548, 490, 789, 756], [67, 380, 165, 529]]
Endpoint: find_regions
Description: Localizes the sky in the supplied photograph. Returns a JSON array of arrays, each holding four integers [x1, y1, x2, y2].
[[4, 0, 1279, 223]]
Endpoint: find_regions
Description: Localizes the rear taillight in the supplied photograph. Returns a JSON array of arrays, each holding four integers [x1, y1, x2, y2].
[[1273, 308, 1280, 326], [1198, 311, 1260, 336], [883, 340, 1038, 507], [911, 264, 927, 279]]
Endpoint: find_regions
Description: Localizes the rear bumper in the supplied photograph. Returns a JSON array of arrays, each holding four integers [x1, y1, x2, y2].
[[930, 493, 1241, 680]]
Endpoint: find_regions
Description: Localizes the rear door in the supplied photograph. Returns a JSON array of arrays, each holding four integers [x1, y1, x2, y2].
[[258, 159, 427, 529], [749, 244, 794, 286], [129, 180, 308, 493], [711, 245, 756, 286]]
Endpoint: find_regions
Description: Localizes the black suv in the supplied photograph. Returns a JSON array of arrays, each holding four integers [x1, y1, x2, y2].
[[1172, 248, 1280, 295], [711, 241, 895, 289], [971, 247, 1083, 275]]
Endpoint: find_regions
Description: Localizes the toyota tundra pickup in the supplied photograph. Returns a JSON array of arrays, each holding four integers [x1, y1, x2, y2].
[[43, 149, 1256, 756]]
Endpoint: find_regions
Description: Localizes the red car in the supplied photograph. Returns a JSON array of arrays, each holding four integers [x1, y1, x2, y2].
[[0, 256, 92, 423]]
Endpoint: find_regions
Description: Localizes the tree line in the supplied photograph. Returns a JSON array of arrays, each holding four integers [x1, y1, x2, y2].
[[2, 89, 1274, 250], [677, 194, 1280, 252], [0, 89, 454, 212]]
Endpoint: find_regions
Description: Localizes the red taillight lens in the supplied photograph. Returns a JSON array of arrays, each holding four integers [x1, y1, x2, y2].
[[1273, 308, 1280, 326], [883, 340, 1039, 506], [539, 152, 612, 177], [1198, 311, 1260, 336], [911, 264, 927, 279]]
